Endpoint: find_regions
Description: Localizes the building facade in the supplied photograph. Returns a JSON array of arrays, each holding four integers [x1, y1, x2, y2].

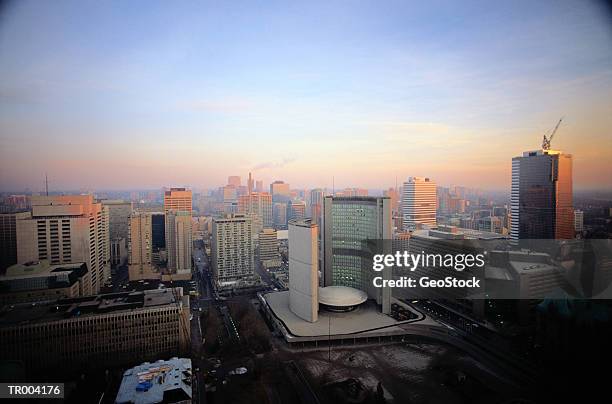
[[259, 228, 281, 269], [238, 192, 273, 228], [321, 196, 392, 290], [164, 188, 192, 276], [0, 261, 89, 305], [0, 211, 31, 272], [0, 288, 190, 375], [401, 177, 437, 231], [102, 200, 133, 267], [288, 219, 319, 323], [16, 195, 109, 294], [128, 212, 157, 280], [211, 214, 254, 285], [510, 150, 574, 240]]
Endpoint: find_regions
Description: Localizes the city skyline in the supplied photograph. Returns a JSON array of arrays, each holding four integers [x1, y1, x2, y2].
[[1, 0, 611, 192]]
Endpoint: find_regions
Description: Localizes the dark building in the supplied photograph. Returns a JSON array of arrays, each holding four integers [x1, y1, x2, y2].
[[152, 212, 165, 250], [511, 149, 574, 240], [0, 212, 30, 273]]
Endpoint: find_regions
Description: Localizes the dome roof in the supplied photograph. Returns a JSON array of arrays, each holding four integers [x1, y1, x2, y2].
[[318, 286, 367, 307]]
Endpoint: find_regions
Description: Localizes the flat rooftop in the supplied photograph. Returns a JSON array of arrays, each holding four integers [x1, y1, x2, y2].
[[0, 288, 184, 327], [263, 291, 435, 342], [115, 357, 192, 404]]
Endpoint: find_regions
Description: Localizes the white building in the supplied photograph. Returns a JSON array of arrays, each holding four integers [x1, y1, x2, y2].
[[401, 177, 437, 231], [211, 214, 254, 285], [16, 195, 109, 294], [288, 218, 319, 323]]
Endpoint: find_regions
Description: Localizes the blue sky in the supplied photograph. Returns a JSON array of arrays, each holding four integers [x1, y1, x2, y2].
[[1, 0, 611, 191]]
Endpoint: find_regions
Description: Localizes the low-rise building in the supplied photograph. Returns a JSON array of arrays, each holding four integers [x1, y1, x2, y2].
[[0, 288, 190, 375], [115, 357, 192, 404], [0, 261, 89, 305]]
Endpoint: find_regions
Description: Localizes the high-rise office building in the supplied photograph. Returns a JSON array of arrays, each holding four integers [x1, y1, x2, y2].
[[287, 200, 306, 222], [227, 175, 241, 187], [401, 177, 437, 231], [510, 150, 573, 240], [166, 212, 192, 278], [288, 218, 319, 323], [164, 188, 192, 214], [164, 188, 192, 277], [270, 181, 290, 202], [308, 188, 325, 225], [255, 180, 264, 193], [259, 228, 281, 269], [1, 211, 31, 272], [238, 192, 273, 228], [321, 196, 392, 289], [273, 202, 288, 229], [128, 212, 156, 280], [102, 200, 132, 267], [211, 214, 254, 285], [16, 195, 109, 294]]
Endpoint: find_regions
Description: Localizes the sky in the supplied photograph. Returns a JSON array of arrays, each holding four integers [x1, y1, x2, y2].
[[0, 0, 611, 192]]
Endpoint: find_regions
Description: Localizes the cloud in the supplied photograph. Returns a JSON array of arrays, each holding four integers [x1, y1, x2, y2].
[[252, 157, 296, 171]]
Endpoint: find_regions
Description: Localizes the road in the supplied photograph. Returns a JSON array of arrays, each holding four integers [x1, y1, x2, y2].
[[190, 245, 213, 404]]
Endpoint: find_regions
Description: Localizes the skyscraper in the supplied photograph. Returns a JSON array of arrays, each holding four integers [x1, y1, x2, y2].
[[238, 192, 273, 228], [270, 180, 290, 202], [308, 188, 325, 225], [166, 212, 192, 278], [164, 188, 192, 214], [273, 202, 288, 229], [128, 212, 156, 280], [286, 200, 306, 222], [288, 218, 319, 323], [102, 199, 132, 267], [510, 150, 573, 240], [227, 175, 241, 187], [16, 195, 110, 294], [164, 188, 192, 277], [211, 214, 254, 286], [0, 211, 31, 272], [321, 196, 391, 289], [401, 177, 437, 231]]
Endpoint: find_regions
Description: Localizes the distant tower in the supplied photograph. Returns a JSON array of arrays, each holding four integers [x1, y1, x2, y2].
[[248, 172, 254, 195], [401, 177, 437, 231]]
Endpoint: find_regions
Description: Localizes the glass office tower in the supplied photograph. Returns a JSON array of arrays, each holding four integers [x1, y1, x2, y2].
[[321, 196, 392, 289], [511, 149, 574, 240]]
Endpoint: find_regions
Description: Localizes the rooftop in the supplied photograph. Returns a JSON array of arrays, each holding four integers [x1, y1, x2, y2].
[[115, 357, 192, 404], [318, 286, 367, 307], [0, 261, 88, 292], [0, 287, 184, 327]]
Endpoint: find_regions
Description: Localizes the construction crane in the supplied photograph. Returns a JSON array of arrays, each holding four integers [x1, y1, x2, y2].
[[542, 117, 563, 151]]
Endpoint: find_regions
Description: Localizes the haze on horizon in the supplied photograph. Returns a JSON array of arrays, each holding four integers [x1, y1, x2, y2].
[[1, 0, 611, 193]]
